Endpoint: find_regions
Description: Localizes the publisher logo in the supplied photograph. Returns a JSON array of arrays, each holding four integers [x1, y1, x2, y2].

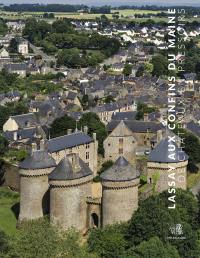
[[167, 224, 186, 240]]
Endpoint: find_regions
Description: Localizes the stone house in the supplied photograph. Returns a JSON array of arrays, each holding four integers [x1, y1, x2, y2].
[[65, 91, 82, 108], [4, 63, 27, 77], [91, 102, 135, 124], [46, 131, 98, 176], [17, 38, 29, 55], [0, 47, 9, 58], [3, 113, 38, 132], [104, 120, 164, 162]]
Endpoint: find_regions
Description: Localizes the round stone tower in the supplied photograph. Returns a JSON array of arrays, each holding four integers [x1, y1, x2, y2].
[[147, 137, 188, 193], [100, 156, 140, 227], [19, 149, 56, 222], [49, 153, 93, 232]]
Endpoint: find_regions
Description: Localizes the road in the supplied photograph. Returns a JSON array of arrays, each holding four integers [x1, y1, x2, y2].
[[29, 43, 56, 63]]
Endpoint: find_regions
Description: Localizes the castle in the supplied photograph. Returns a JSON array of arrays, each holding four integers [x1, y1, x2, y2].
[[18, 135, 188, 232]]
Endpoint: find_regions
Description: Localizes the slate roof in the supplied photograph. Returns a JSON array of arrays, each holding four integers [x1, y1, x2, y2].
[[49, 156, 92, 181], [5, 91, 21, 98], [91, 103, 120, 113], [19, 150, 56, 170], [148, 138, 188, 163], [67, 91, 77, 100], [3, 128, 37, 141], [4, 63, 27, 71], [112, 111, 137, 121], [183, 73, 196, 81], [107, 120, 164, 133], [100, 156, 140, 182], [47, 131, 93, 153], [11, 113, 38, 129]]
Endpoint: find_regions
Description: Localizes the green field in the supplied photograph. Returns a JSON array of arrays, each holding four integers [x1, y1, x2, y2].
[[0, 9, 161, 21], [0, 187, 19, 236], [0, 9, 200, 23]]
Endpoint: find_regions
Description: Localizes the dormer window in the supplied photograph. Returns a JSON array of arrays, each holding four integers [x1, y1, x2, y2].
[[25, 121, 30, 127]]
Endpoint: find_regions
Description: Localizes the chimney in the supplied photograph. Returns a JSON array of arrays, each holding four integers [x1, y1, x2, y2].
[[67, 129, 72, 135], [31, 142, 37, 152], [144, 113, 148, 122], [83, 126, 88, 135], [71, 153, 81, 173], [157, 130, 163, 143], [40, 139, 45, 150], [13, 131, 18, 141], [93, 132, 97, 141]]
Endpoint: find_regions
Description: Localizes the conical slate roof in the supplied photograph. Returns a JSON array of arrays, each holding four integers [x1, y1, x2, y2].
[[19, 150, 56, 170], [49, 156, 92, 181], [100, 156, 140, 182], [148, 138, 188, 163]]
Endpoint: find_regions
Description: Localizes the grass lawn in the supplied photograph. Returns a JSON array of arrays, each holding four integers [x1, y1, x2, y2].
[[0, 187, 19, 236]]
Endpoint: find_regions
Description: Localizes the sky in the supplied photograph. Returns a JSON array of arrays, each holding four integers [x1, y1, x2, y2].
[[1, 0, 200, 7]]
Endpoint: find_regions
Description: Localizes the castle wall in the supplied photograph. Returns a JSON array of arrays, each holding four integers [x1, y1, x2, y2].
[[50, 175, 92, 232], [102, 179, 139, 227], [3, 163, 20, 191], [147, 160, 188, 192], [19, 168, 52, 221]]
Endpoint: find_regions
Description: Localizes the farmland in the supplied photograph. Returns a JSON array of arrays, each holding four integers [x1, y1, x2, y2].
[[0, 9, 162, 21]]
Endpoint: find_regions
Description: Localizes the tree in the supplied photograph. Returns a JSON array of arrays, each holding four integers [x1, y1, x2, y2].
[[0, 135, 8, 155], [123, 63, 133, 76], [88, 225, 126, 258], [136, 66, 144, 77], [94, 160, 114, 182], [135, 102, 157, 120], [126, 237, 180, 258], [8, 219, 97, 258], [78, 112, 107, 155], [104, 95, 115, 104], [50, 115, 76, 138], [52, 20, 74, 34], [127, 189, 200, 258], [152, 54, 168, 77], [144, 62, 153, 74]]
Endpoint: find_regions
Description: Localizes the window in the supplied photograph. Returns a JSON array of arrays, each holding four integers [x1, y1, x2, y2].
[[86, 144, 90, 149], [86, 152, 89, 160], [119, 148, 123, 154], [119, 138, 123, 144], [108, 143, 111, 146]]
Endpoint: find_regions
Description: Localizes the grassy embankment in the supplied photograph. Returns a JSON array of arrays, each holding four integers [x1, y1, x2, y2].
[[0, 187, 19, 236]]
